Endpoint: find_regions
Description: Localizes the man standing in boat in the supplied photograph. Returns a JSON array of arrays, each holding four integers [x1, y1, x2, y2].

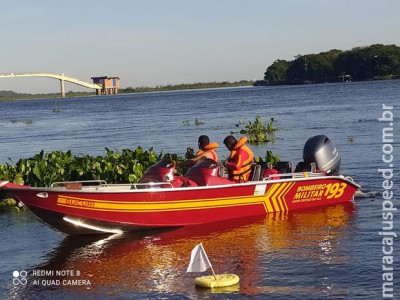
[[181, 135, 219, 167], [223, 136, 254, 182]]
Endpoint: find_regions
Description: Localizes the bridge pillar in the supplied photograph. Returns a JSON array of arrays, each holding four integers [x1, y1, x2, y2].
[[60, 79, 65, 98]]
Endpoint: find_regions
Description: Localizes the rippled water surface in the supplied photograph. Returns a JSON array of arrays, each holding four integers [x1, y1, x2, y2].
[[1, 81, 399, 299]]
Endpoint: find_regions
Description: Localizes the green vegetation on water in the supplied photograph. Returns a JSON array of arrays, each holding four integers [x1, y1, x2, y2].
[[0, 145, 279, 196], [0, 147, 163, 187], [0, 198, 20, 211], [52, 107, 62, 113], [263, 150, 280, 166], [182, 119, 206, 126], [258, 44, 400, 85], [232, 116, 279, 144]]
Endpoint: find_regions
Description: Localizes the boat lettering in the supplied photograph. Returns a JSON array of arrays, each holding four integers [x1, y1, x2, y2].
[[296, 184, 326, 192], [64, 198, 95, 208], [324, 183, 347, 199], [293, 182, 347, 203]]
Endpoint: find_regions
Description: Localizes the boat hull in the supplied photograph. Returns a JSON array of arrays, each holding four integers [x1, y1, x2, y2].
[[4, 176, 359, 235]]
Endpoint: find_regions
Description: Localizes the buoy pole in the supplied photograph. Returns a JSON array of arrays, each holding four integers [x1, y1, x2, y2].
[[209, 266, 217, 280], [200, 243, 217, 280]]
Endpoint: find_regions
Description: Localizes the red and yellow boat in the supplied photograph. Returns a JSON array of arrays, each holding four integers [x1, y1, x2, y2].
[[2, 135, 359, 235]]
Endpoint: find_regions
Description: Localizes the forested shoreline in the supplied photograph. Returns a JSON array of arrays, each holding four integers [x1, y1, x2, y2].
[[256, 44, 400, 85]]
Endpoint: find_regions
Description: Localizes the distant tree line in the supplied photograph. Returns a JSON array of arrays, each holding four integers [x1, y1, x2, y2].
[[119, 80, 253, 93], [257, 44, 400, 85], [1, 81, 254, 101]]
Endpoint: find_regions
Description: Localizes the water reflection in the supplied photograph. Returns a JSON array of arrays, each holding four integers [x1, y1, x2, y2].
[[18, 203, 355, 298]]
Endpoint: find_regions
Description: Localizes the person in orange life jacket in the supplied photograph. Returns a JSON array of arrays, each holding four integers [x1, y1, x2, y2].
[[223, 136, 254, 182], [181, 135, 219, 167]]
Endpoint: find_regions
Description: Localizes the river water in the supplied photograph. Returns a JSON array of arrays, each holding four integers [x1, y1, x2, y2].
[[0, 81, 399, 299]]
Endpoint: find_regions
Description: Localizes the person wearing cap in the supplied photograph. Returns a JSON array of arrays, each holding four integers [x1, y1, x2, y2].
[[223, 136, 254, 182]]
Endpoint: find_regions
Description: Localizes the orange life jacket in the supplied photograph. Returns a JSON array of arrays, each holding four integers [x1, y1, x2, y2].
[[196, 142, 219, 161], [228, 137, 254, 182]]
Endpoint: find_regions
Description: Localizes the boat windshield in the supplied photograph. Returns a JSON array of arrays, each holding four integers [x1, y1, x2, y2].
[[151, 158, 175, 169]]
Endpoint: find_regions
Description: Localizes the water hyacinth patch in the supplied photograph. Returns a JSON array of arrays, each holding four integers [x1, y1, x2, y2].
[[0, 147, 164, 187], [234, 115, 279, 144], [0, 146, 279, 189]]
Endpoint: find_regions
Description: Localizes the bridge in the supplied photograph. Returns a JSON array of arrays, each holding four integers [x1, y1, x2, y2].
[[0, 73, 119, 97]]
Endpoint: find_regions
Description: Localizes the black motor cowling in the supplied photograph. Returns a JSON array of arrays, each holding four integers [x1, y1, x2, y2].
[[303, 135, 341, 175]]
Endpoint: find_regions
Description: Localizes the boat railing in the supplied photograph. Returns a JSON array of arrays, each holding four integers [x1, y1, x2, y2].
[[96, 182, 174, 190], [263, 172, 324, 181], [51, 180, 107, 188], [50, 180, 174, 191]]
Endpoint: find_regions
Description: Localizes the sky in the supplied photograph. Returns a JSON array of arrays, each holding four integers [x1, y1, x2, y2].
[[0, 0, 399, 93]]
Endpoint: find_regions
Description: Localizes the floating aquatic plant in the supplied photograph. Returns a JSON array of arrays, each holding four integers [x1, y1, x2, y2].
[[234, 115, 279, 144], [194, 119, 205, 126], [182, 119, 205, 126], [265, 150, 280, 165], [0, 147, 193, 187]]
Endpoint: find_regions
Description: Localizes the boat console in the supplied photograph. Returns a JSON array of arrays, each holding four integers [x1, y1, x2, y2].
[[139, 158, 176, 183], [184, 158, 232, 186]]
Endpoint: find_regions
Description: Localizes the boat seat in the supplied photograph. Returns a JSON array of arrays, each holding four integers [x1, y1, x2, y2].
[[218, 163, 225, 177], [249, 164, 261, 181], [252, 162, 272, 173], [295, 162, 316, 173], [275, 161, 293, 173]]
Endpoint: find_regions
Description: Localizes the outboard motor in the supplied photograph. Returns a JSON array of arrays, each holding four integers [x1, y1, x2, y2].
[[303, 135, 341, 175]]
